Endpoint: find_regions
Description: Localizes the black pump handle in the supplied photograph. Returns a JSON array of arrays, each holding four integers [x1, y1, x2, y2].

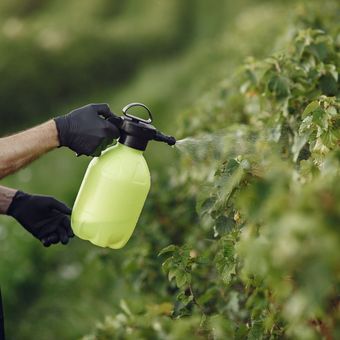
[[122, 102, 153, 124]]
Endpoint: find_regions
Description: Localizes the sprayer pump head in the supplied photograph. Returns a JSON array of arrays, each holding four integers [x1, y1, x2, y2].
[[107, 103, 176, 151]]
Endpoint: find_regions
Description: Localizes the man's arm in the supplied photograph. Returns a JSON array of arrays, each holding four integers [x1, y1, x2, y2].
[[0, 103, 120, 179], [0, 120, 58, 179]]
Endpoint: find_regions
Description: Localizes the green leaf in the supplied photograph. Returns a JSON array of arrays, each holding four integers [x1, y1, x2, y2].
[[175, 270, 188, 288], [299, 116, 313, 133], [309, 42, 329, 61], [312, 107, 328, 130], [214, 216, 235, 236], [158, 245, 177, 256], [267, 75, 290, 99], [198, 196, 216, 215], [168, 268, 177, 282], [325, 64, 338, 81], [302, 101, 319, 118], [319, 74, 338, 96], [162, 257, 173, 272], [221, 263, 236, 285]]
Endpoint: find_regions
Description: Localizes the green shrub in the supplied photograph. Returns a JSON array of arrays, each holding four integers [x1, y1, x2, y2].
[[84, 1, 340, 339]]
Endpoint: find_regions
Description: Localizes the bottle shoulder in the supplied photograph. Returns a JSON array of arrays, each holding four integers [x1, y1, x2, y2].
[[89, 144, 150, 179]]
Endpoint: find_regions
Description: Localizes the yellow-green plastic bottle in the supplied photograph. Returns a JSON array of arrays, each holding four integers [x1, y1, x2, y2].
[[71, 103, 176, 249], [71, 143, 150, 249]]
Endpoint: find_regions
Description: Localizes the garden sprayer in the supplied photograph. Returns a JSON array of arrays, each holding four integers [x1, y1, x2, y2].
[[71, 103, 176, 249]]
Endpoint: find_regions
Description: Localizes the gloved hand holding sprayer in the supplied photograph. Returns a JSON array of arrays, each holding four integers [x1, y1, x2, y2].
[[69, 102, 176, 249], [0, 102, 176, 248]]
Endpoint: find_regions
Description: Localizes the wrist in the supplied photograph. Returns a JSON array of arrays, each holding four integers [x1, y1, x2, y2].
[[53, 116, 69, 148], [0, 186, 18, 214], [6, 190, 29, 217], [33, 120, 60, 150], [46, 120, 60, 148]]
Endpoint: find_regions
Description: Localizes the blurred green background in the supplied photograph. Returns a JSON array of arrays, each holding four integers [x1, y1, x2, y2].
[[0, 0, 298, 338]]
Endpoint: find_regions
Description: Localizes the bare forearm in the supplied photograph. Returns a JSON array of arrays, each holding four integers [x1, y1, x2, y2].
[[0, 185, 17, 214], [0, 120, 59, 179]]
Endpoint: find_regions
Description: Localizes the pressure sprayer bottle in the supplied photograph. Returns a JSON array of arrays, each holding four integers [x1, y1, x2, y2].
[[71, 103, 176, 249]]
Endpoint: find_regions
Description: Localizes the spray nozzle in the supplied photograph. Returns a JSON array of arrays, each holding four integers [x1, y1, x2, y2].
[[107, 103, 176, 151], [153, 131, 176, 146]]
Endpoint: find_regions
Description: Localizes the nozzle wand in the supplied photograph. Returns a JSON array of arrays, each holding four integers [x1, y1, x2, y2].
[[153, 131, 176, 146]]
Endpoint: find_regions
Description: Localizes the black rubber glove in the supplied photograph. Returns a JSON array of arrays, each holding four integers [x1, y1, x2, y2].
[[7, 191, 74, 247], [54, 103, 120, 157]]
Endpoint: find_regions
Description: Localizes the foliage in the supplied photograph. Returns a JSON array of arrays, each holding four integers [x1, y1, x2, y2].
[[84, 1, 340, 339]]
